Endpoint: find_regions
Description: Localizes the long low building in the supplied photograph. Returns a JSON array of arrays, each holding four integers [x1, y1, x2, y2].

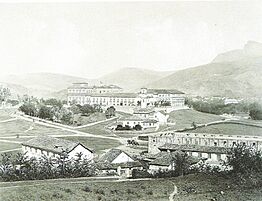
[[158, 143, 229, 161], [148, 132, 262, 162], [22, 136, 94, 161]]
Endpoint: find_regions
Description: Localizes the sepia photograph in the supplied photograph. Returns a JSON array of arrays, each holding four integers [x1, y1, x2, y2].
[[0, 0, 262, 200]]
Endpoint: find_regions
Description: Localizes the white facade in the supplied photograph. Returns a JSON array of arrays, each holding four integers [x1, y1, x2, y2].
[[121, 119, 159, 130], [153, 111, 169, 125], [111, 152, 134, 164], [138, 88, 186, 109], [68, 94, 138, 107], [22, 144, 94, 161]]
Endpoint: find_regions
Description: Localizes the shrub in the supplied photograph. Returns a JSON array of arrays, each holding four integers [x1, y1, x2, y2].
[[64, 188, 72, 193], [127, 189, 134, 194], [94, 189, 105, 195], [83, 186, 92, 193], [146, 190, 153, 195], [226, 144, 262, 187]]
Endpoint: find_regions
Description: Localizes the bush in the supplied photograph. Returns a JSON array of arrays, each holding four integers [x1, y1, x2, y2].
[[0, 153, 96, 182], [226, 144, 262, 187], [115, 125, 132, 131], [134, 124, 142, 131], [127, 189, 134, 194], [83, 186, 92, 193], [249, 103, 262, 120], [146, 190, 153, 195]]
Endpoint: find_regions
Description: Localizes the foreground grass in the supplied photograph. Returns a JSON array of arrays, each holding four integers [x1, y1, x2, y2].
[[1, 174, 262, 201], [60, 136, 121, 154]]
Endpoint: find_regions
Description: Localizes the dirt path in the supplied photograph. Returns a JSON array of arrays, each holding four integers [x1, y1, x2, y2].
[[12, 114, 126, 144], [0, 118, 17, 123], [169, 184, 178, 201]]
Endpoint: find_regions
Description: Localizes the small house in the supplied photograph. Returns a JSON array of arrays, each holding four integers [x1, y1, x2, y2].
[[97, 149, 143, 177]]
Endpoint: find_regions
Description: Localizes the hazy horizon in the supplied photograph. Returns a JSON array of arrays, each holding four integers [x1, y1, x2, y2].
[[0, 1, 262, 79]]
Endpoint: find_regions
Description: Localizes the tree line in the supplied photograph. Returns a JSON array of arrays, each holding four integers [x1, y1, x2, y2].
[[18, 98, 115, 125], [186, 98, 262, 120], [0, 152, 96, 182]]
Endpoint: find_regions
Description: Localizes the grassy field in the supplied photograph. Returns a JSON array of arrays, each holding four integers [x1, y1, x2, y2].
[[74, 112, 107, 126], [187, 122, 262, 136], [167, 109, 223, 130], [60, 136, 121, 154], [0, 108, 16, 121], [1, 174, 262, 201], [0, 119, 76, 137], [78, 119, 117, 137], [0, 141, 20, 152]]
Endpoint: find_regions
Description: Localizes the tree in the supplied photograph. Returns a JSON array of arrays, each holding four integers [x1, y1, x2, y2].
[[249, 103, 262, 120], [172, 152, 191, 176], [70, 104, 81, 114], [19, 103, 37, 116], [38, 105, 53, 120], [6, 99, 19, 106], [226, 144, 262, 186], [134, 124, 142, 131], [44, 98, 63, 109], [105, 106, 116, 118], [80, 104, 95, 116], [60, 112, 73, 125], [160, 101, 171, 107]]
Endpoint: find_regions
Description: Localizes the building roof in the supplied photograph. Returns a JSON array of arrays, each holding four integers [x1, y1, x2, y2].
[[158, 143, 230, 154], [72, 82, 89, 85], [22, 136, 93, 154], [98, 149, 134, 164], [149, 151, 200, 166], [157, 110, 168, 116], [93, 85, 122, 89], [142, 119, 158, 124], [147, 89, 184, 95], [68, 84, 122, 90], [68, 86, 92, 89], [149, 152, 176, 166], [90, 93, 137, 98]]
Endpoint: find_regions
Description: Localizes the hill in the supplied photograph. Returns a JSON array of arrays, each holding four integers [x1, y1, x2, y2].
[[99, 67, 173, 91], [0, 82, 29, 99], [0, 73, 97, 98], [149, 41, 262, 98]]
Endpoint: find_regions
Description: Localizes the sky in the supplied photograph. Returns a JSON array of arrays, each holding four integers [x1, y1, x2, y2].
[[0, 1, 262, 79]]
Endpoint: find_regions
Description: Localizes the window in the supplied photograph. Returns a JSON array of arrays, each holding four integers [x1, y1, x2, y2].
[[214, 142, 218, 146]]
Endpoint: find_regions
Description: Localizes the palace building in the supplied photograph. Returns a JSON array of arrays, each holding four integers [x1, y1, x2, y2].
[[67, 83, 186, 110]]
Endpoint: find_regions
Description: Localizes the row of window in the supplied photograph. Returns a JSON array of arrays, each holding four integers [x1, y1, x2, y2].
[[24, 146, 57, 157]]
